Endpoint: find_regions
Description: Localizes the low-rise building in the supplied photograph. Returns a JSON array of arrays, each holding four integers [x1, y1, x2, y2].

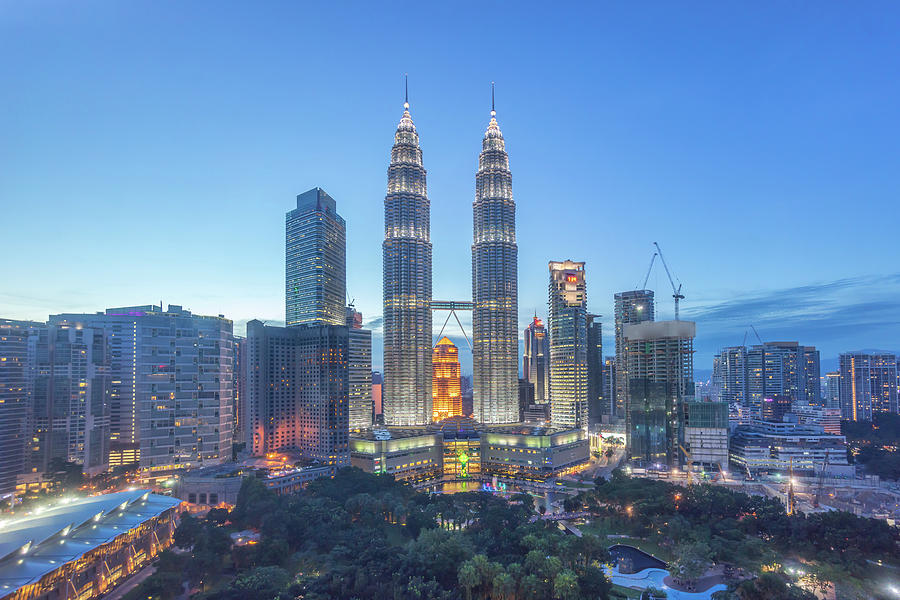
[[681, 401, 729, 469], [0, 490, 181, 600], [349, 419, 590, 484], [729, 420, 848, 475], [482, 426, 589, 481], [349, 429, 442, 483], [792, 405, 842, 435]]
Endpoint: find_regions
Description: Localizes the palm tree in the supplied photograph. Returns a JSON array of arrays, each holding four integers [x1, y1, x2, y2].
[[458, 562, 479, 600]]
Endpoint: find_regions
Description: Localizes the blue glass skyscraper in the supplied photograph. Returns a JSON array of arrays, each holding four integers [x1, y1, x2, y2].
[[286, 188, 346, 327]]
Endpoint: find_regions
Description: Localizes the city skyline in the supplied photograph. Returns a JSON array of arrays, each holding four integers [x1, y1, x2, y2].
[[3, 3, 900, 372]]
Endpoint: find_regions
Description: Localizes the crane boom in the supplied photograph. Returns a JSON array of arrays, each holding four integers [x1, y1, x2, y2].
[[749, 325, 764, 345], [638, 252, 657, 290], [653, 242, 685, 320]]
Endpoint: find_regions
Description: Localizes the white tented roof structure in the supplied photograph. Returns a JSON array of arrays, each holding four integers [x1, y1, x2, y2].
[[0, 489, 182, 595]]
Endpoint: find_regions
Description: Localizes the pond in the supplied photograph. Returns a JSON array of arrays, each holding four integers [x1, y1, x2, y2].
[[608, 544, 668, 571]]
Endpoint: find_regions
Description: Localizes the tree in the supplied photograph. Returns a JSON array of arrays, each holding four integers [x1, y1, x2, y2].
[[492, 572, 516, 600], [136, 571, 183, 600], [552, 569, 580, 600], [229, 566, 290, 600], [669, 542, 711, 584], [578, 565, 612, 600], [173, 512, 201, 549], [458, 562, 479, 600]]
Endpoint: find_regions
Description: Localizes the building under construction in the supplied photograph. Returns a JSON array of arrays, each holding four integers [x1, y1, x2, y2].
[[624, 320, 696, 467]]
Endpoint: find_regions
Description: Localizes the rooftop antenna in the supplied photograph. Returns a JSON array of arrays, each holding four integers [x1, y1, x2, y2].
[[404, 73, 409, 109]]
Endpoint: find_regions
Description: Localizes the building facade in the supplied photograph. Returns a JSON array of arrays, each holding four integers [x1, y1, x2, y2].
[[586, 314, 604, 425], [715, 342, 821, 415], [548, 261, 588, 429], [680, 401, 729, 470], [712, 346, 749, 406], [472, 100, 519, 424], [28, 323, 111, 476], [0, 490, 182, 600], [233, 336, 246, 445], [349, 422, 589, 483], [347, 307, 373, 431], [286, 187, 346, 328], [246, 320, 349, 468], [614, 290, 655, 419], [624, 320, 696, 467], [383, 96, 432, 426], [523, 316, 550, 404], [748, 342, 820, 413], [824, 371, 841, 410], [0, 320, 38, 497], [49, 306, 233, 472], [730, 420, 849, 475], [839, 352, 898, 421], [602, 356, 616, 416], [432, 337, 462, 421]]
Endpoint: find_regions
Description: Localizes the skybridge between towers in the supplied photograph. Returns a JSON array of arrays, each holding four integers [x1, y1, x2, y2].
[[430, 300, 473, 350]]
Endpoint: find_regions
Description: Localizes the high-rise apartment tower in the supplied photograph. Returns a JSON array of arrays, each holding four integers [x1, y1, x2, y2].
[[614, 291, 655, 418]]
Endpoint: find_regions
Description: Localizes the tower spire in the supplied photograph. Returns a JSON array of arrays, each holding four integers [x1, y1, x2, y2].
[[404, 73, 409, 109], [491, 81, 495, 117]]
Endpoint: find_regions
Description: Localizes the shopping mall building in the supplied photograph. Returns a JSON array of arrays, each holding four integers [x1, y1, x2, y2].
[[350, 416, 589, 485]]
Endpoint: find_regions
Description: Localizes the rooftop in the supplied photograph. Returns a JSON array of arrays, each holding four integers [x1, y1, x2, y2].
[[0, 490, 181, 593]]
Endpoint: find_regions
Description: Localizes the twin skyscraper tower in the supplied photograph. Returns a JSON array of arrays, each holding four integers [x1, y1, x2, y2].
[[383, 86, 519, 426]]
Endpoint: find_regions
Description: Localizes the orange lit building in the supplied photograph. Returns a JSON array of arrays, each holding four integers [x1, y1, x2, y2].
[[433, 337, 462, 421]]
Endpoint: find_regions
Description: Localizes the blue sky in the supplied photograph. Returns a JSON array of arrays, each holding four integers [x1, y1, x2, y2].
[[2, 1, 899, 374]]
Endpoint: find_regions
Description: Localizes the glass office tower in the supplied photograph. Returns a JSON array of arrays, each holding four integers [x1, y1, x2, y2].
[[286, 187, 346, 327], [472, 98, 519, 424], [383, 95, 433, 426], [548, 260, 588, 429]]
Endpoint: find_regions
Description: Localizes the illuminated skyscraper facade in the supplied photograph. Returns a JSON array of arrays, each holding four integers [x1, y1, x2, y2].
[[472, 98, 519, 424], [246, 320, 349, 467], [29, 323, 111, 475], [549, 261, 588, 429], [432, 337, 462, 421], [586, 315, 606, 425], [0, 320, 37, 496], [347, 306, 373, 431], [839, 352, 898, 421], [614, 290, 655, 418], [383, 96, 432, 426], [523, 316, 550, 404], [49, 306, 233, 471], [286, 187, 346, 327]]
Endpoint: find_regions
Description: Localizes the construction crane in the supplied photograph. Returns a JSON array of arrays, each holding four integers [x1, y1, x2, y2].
[[749, 325, 764, 345], [813, 451, 829, 509], [679, 444, 694, 486], [717, 463, 728, 484], [653, 242, 684, 320], [637, 251, 657, 290], [787, 457, 797, 516]]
